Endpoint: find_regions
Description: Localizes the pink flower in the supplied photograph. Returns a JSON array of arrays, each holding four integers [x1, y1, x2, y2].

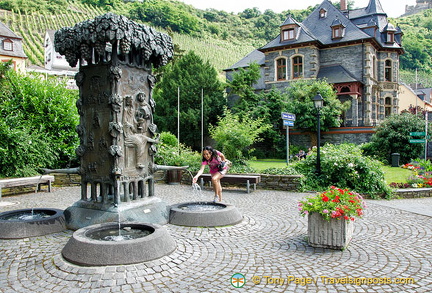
[[322, 209, 329, 213]]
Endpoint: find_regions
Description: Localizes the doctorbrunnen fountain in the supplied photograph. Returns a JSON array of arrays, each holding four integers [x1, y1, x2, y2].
[[53, 13, 181, 230]]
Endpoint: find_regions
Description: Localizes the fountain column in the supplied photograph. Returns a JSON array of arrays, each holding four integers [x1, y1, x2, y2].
[[55, 13, 174, 230]]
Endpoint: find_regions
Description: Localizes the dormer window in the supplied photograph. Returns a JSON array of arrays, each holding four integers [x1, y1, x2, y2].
[[3, 39, 13, 51], [282, 29, 295, 41], [384, 23, 396, 44], [386, 32, 394, 43], [319, 9, 327, 18], [279, 16, 300, 42], [333, 26, 343, 38], [331, 18, 345, 39]]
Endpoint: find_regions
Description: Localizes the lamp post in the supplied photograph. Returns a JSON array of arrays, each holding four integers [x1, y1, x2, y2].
[[313, 93, 324, 175]]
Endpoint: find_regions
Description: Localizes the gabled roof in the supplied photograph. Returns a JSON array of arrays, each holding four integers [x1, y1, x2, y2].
[[317, 64, 360, 84], [225, 49, 265, 71], [259, 0, 402, 52], [0, 21, 27, 59], [0, 21, 22, 39]]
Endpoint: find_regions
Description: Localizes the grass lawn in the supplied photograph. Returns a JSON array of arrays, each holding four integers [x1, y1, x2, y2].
[[248, 159, 411, 184], [381, 165, 412, 183], [248, 159, 287, 171]]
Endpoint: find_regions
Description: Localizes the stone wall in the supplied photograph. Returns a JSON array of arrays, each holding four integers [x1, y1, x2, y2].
[[289, 127, 375, 148], [2, 173, 432, 198]]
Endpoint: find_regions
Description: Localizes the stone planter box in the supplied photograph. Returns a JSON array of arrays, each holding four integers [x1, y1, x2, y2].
[[308, 212, 354, 250]]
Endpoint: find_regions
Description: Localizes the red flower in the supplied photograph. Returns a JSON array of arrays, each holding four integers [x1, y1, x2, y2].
[[322, 195, 329, 202], [332, 195, 340, 202]]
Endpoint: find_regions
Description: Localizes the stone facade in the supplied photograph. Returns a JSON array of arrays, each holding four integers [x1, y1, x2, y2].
[[225, 0, 403, 128]]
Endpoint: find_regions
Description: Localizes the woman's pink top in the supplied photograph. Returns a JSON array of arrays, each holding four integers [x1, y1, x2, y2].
[[202, 151, 223, 174]]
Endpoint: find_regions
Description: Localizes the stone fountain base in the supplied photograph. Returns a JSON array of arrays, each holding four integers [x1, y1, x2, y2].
[[169, 202, 243, 227], [62, 222, 176, 266], [64, 197, 169, 230], [0, 208, 66, 239]]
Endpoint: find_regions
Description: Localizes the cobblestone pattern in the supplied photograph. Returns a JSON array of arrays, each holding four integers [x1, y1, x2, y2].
[[0, 185, 431, 292]]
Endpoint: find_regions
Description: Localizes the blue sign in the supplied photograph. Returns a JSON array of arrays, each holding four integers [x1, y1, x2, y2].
[[283, 120, 294, 127], [281, 112, 296, 121]]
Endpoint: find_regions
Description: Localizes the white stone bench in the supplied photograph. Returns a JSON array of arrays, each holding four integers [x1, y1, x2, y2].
[[0, 175, 54, 198]]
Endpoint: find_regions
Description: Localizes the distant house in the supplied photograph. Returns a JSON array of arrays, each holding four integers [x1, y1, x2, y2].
[[27, 30, 78, 89], [225, 0, 404, 128], [0, 21, 27, 71], [44, 30, 76, 72]]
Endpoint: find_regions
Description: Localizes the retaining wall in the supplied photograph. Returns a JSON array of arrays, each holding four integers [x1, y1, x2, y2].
[[1, 173, 431, 198]]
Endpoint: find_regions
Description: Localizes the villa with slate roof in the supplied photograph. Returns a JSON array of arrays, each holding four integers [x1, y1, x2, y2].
[[0, 21, 27, 72], [225, 0, 404, 128]]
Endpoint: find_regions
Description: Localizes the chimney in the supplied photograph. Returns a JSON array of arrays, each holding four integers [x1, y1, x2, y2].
[[340, 0, 347, 11]]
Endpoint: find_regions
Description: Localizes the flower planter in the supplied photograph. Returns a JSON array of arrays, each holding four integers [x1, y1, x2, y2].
[[307, 212, 354, 250]]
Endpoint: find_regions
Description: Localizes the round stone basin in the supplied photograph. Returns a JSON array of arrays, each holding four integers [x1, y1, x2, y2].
[[169, 202, 243, 227], [0, 208, 66, 239], [62, 222, 176, 266]]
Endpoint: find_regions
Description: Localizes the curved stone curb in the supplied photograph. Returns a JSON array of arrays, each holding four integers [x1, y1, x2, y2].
[[0, 208, 66, 239], [169, 201, 243, 227], [61, 222, 176, 266]]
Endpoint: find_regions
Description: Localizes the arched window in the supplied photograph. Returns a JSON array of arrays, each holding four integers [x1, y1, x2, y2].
[[276, 58, 287, 81], [292, 56, 303, 79], [385, 59, 392, 82]]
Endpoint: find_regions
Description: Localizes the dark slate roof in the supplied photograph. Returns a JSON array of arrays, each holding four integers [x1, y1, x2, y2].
[[260, 0, 402, 51], [0, 21, 21, 39], [349, 0, 386, 19], [225, 49, 265, 71], [317, 64, 360, 84]]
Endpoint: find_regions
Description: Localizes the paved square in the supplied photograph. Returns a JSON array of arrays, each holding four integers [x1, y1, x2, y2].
[[0, 184, 431, 292]]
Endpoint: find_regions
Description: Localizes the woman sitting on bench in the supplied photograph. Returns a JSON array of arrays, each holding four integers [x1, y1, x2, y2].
[[192, 146, 230, 203]]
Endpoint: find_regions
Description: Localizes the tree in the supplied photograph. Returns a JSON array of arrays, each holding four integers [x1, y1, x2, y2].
[[209, 108, 271, 161], [227, 63, 289, 158], [362, 113, 427, 165], [153, 51, 225, 149], [129, 0, 200, 34], [285, 79, 349, 131]]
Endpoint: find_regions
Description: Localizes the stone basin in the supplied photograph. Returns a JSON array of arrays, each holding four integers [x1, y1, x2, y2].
[[169, 202, 243, 227], [0, 208, 66, 239], [61, 222, 176, 266]]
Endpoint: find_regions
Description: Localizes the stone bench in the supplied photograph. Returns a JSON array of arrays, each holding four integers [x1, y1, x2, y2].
[[198, 174, 261, 193], [0, 175, 55, 198]]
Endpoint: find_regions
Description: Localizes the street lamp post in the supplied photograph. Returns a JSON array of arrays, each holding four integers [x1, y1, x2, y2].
[[313, 93, 324, 175]]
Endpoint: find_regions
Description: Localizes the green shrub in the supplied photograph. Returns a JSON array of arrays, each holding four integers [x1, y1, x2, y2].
[[261, 165, 301, 175], [159, 131, 178, 147], [293, 143, 392, 199], [362, 113, 427, 164], [0, 121, 56, 177], [0, 68, 79, 177], [154, 134, 202, 173]]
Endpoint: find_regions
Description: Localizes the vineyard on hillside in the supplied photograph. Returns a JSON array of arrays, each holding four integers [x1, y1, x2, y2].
[[0, 4, 255, 72]]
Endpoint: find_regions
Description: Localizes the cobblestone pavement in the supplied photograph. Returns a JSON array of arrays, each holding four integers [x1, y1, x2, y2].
[[0, 185, 431, 293]]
